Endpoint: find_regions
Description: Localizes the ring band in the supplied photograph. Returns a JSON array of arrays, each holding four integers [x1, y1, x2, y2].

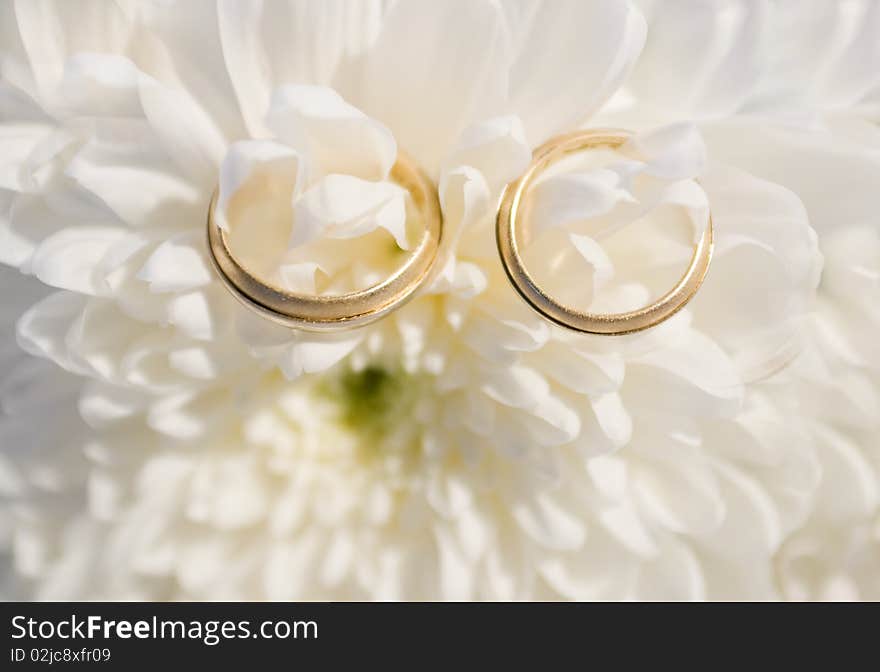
[[208, 151, 442, 331], [496, 128, 713, 335]]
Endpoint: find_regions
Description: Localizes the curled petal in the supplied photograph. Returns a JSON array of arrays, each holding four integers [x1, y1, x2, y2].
[[267, 84, 396, 181]]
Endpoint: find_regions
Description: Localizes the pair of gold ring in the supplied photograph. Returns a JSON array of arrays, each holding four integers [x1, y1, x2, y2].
[[208, 129, 713, 335]]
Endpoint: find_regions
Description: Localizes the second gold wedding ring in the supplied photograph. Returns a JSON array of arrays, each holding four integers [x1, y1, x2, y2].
[[496, 128, 713, 335]]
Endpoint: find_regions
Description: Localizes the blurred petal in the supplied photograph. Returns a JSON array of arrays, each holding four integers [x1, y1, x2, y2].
[[503, 0, 646, 142], [267, 84, 396, 181], [361, 0, 511, 172]]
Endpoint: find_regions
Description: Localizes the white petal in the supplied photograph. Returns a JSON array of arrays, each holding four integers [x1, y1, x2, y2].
[[633, 446, 726, 536], [31, 226, 125, 295], [279, 333, 363, 379], [446, 115, 531, 194], [65, 119, 203, 228], [216, 140, 303, 277], [65, 299, 144, 380], [811, 425, 880, 522], [481, 365, 548, 410], [139, 74, 227, 184], [1, 193, 58, 270], [218, 0, 384, 136], [278, 262, 322, 294], [523, 395, 581, 447], [147, 390, 225, 441], [621, 123, 708, 180], [511, 493, 586, 551], [568, 234, 615, 289], [756, 0, 880, 111], [292, 174, 408, 249], [527, 170, 631, 236], [0, 89, 50, 191], [538, 538, 639, 599], [459, 305, 549, 362], [690, 163, 820, 380], [436, 165, 491, 289], [701, 120, 880, 236], [56, 53, 141, 117], [634, 538, 705, 600], [217, 139, 302, 231], [135, 0, 247, 139], [79, 379, 147, 428], [167, 343, 234, 381], [700, 461, 784, 564], [503, 0, 646, 142], [188, 455, 268, 529], [137, 231, 213, 293], [629, 0, 764, 119], [588, 392, 634, 451], [360, 0, 510, 171], [16, 291, 86, 372], [597, 502, 658, 556], [267, 84, 396, 181], [13, 0, 134, 102], [624, 329, 744, 418], [166, 289, 227, 342]]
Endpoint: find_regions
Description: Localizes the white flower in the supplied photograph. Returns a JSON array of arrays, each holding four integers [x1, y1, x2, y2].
[[0, 0, 877, 600]]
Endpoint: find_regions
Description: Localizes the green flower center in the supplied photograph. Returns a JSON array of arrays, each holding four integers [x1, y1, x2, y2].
[[338, 366, 403, 428], [318, 364, 426, 434]]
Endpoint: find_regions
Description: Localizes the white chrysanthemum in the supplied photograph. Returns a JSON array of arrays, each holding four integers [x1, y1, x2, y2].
[[0, 0, 877, 600]]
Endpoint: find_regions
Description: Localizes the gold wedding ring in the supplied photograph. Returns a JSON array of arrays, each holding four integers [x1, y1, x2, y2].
[[496, 128, 713, 335], [208, 151, 442, 331]]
